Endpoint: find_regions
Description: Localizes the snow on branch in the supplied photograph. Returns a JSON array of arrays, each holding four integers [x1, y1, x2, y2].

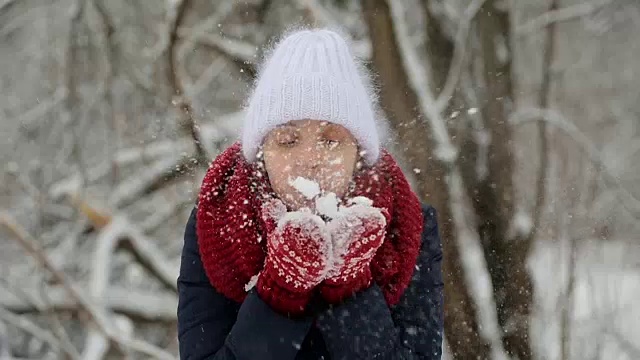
[[108, 115, 241, 206], [183, 32, 257, 65], [0, 212, 114, 340], [0, 286, 177, 322], [187, 57, 228, 98], [604, 327, 640, 360], [14, 87, 67, 135], [445, 165, 508, 357], [294, 0, 371, 59], [118, 218, 179, 293], [386, 0, 457, 163], [515, 0, 613, 36], [66, 194, 179, 293], [509, 108, 640, 216], [110, 155, 187, 209], [114, 139, 192, 166], [49, 138, 194, 202], [175, 2, 253, 66], [434, 0, 486, 113], [294, 0, 339, 27], [0, 213, 176, 359], [200, 109, 244, 156], [0, 0, 16, 13], [0, 307, 80, 359]]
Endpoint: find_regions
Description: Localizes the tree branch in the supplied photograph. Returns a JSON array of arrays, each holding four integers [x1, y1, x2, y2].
[[515, 0, 613, 35], [474, 1, 535, 357], [91, 0, 119, 185], [175, 1, 256, 79], [294, 0, 339, 27], [529, 0, 559, 244], [59, 192, 179, 293], [363, 1, 491, 358], [0, 307, 80, 359], [256, 0, 272, 24], [0, 0, 16, 14], [179, 31, 257, 78], [186, 57, 227, 99], [386, 0, 457, 163], [168, 0, 208, 165], [291, 0, 373, 59], [0, 286, 177, 322], [0, 213, 175, 359], [15, 88, 68, 136], [118, 218, 179, 293], [604, 327, 640, 360], [509, 108, 640, 217], [109, 154, 191, 209], [433, 0, 486, 113]]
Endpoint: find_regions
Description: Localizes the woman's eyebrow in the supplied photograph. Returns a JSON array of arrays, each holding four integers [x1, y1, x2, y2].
[[322, 124, 346, 135]]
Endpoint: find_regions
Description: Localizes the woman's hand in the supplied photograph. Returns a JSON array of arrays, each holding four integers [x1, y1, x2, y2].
[[257, 198, 332, 315], [320, 202, 387, 304]]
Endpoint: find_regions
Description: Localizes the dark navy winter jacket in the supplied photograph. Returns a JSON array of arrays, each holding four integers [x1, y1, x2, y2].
[[177, 204, 444, 359]]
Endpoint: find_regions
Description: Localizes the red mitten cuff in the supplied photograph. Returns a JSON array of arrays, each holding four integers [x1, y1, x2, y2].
[[256, 267, 314, 315], [319, 266, 373, 304]]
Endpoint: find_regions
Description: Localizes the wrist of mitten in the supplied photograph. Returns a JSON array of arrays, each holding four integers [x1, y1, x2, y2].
[[256, 262, 314, 315], [319, 266, 372, 304]]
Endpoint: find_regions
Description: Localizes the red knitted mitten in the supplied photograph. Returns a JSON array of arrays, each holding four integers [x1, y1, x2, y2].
[[256, 199, 331, 315], [320, 202, 387, 304]]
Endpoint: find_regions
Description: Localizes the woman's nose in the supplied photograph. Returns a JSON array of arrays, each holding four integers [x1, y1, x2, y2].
[[295, 150, 322, 169], [295, 155, 320, 169]]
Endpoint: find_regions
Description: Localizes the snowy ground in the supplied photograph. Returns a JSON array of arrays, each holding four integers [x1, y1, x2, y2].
[[442, 238, 640, 360], [529, 239, 640, 360]]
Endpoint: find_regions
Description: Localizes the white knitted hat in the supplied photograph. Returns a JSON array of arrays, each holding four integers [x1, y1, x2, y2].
[[241, 29, 380, 165]]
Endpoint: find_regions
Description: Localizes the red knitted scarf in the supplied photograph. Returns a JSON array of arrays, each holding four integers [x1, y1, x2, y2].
[[196, 143, 423, 307]]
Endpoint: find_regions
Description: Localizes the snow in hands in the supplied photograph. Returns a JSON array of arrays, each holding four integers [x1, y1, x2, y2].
[[244, 182, 387, 291], [324, 204, 387, 282], [266, 203, 333, 290], [288, 175, 377, 220]]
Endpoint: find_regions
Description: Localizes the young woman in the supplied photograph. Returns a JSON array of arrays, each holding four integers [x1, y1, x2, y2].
[[177, 28, 444, 360]]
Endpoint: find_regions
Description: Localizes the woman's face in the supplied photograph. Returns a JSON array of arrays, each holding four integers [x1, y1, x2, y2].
[[262, 119, 359, 210]]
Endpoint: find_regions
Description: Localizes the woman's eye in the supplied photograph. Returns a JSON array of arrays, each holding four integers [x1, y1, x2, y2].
[[276, 132, 298, 147], [320, 139, 340, 149], [278, 139, 297, 147]]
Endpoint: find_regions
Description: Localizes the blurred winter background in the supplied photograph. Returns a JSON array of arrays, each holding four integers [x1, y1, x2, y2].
[[0, 0, 639, 359]]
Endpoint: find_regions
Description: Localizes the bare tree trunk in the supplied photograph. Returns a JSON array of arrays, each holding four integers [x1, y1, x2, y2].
[[532, 0, 559, 242], [474, 1, 534, 358], [362, 1, 491, 358], [423, 3, 453, 94], [167, 0, 208, 165]]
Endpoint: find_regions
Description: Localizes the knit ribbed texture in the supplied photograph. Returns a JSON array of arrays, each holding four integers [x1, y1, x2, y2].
[[196, 144, 267, 303], [320, 267, 373, 305], [242, 29, 380, 165], [256, 260, 315, 315], [366, 152, 425, 305]]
